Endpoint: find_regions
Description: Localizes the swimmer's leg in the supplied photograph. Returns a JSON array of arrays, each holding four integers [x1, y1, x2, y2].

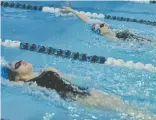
[[130, 34, 152, 43], [117, 30, 153, 44], [76, 89, 156, 120], [124, 31, 153, 43], [122, 105, 156, 120]]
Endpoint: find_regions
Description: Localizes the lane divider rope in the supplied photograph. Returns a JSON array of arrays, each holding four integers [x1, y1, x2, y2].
[[1, 1, 156, 26], [131, 0, 156, 4], [1, 39, 156, 72], [150, 0, 156, 4]]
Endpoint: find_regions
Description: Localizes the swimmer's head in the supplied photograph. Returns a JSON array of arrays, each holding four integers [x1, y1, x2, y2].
[[98, 23, 108, 31], [7, 60, 33, 81], [92, 23, 108, 35]]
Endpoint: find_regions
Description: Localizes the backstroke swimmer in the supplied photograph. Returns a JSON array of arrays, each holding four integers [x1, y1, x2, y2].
[[1, 60, 156, 119], [59, 7, 156, 46]]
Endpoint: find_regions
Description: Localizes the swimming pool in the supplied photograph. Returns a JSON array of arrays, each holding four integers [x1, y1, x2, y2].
[[1, 1, 156, 120]]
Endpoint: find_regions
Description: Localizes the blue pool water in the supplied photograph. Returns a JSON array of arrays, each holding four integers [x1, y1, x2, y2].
[[1, 1, 156, 120]]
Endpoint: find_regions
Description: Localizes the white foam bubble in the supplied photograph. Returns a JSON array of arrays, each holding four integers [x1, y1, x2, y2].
[[43, 113, 55, 120]]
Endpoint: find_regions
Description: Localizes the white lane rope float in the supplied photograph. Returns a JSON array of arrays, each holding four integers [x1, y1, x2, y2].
[[1, 39, 156, 72]]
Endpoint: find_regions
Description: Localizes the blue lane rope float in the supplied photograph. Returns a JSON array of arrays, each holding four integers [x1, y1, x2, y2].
[[1, 39, 156, 72], [1, 118, 10, 120], [1, 1, 42, 11], [134, 0, 156, 4], [1, 1, 156, 26], [150, 1, 156, 4], [19, 42, 107, 64]]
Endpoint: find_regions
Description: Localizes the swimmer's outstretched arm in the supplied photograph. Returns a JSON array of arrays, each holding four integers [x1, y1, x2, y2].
[[60, 7, 93, 24]]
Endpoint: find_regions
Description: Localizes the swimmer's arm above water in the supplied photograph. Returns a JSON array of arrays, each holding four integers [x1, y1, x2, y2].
[[59, 7, 98, 24]]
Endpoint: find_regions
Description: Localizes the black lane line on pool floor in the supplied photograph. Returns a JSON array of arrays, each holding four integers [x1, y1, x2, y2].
[[1, 1, 156, 26]]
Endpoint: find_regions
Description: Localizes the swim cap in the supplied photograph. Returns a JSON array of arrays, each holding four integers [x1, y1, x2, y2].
[[1, 66, 9, 80], [91, 24, 101, 35]]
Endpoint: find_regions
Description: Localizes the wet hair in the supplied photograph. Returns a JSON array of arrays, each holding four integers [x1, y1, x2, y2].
[[99, 23, 105, 28], [7, 66, 19, 81]]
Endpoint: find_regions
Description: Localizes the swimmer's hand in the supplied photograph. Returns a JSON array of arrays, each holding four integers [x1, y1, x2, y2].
[[59, 6, 73, 13], [63, 6, 73, 11], [59, 9, 70, 14]]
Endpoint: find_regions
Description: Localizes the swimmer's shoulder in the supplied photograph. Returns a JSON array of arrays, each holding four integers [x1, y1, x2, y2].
[[26, 71, 55, 83], [42, 67, 59, 73], [41, 67, 65, 77]]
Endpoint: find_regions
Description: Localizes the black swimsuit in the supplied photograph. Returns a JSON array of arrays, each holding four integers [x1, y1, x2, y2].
[[25, 71, 90, 100], [116, 30, 152, 42]]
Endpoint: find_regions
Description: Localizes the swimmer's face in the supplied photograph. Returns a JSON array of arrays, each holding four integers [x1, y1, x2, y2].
[[98, 23, 109, 32], [10, 60, 33, 77]]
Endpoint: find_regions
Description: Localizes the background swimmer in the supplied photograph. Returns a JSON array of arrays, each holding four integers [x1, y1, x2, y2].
[[1, 60, 156, 119], [59, 7, 156, 45]]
